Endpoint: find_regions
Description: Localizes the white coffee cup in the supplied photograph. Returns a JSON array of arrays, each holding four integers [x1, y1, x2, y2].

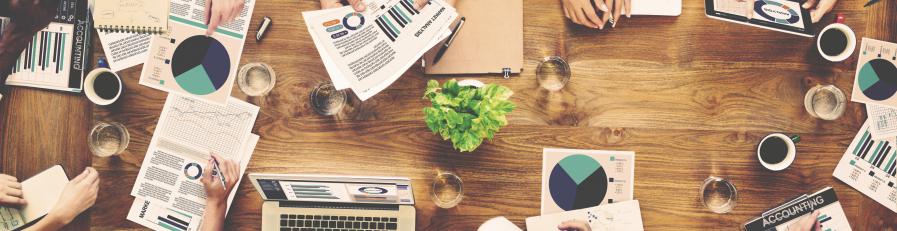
[[816, 23, 856, 62], [757, 133, 800, 171], [84, 68, 122, 106]]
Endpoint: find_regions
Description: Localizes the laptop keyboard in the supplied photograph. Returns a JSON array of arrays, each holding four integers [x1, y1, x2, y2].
[[279, 214, 398, 231]]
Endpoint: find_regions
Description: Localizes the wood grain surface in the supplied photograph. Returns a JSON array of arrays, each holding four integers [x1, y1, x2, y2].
[[2, 0, 897, 230]]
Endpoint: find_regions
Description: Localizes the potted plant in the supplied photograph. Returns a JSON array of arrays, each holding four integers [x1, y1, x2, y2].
[[423, 79, 516, 152]]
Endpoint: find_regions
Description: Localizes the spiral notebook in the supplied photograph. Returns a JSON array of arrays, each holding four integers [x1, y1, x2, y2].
[[93, 0, 168, 34]]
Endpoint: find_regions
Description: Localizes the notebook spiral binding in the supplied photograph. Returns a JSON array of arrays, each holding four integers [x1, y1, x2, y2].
[[96, 25, 165, 34]]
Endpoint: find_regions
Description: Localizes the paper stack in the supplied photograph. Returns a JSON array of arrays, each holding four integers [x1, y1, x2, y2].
[[833, 38, 897, 215], [303, 0, 458, 101], [126, 94, 260, 231]]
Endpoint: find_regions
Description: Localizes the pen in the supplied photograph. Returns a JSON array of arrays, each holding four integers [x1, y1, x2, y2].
[[212, 159, 227, 191], [864, 0, 881, 7], [432, 17, 466, 65]]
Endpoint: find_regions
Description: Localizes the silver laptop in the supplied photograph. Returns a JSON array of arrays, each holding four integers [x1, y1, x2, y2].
[[249, 174, 416, 231]]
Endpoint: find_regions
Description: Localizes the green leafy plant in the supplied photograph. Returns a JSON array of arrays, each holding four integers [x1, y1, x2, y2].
[[423, 79, 516, 152]]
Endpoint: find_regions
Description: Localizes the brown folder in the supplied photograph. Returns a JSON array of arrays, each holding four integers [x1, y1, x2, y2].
[[423, 0, 523, 76]]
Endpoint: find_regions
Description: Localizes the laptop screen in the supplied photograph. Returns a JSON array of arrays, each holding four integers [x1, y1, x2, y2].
[[256, 178, 414, 205]]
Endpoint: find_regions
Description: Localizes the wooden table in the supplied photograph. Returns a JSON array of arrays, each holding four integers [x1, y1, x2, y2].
[[2, 0, 896, 230]]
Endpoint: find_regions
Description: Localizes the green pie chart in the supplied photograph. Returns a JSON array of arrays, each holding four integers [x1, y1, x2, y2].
[[548, 154, 609, 211], [857, 59, 897, 101]]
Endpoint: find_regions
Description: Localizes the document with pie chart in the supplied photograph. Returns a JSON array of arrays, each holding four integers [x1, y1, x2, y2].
[[139, 0, 256, 105], [852, 38, 897, 107], [541, 148, 635, 215]]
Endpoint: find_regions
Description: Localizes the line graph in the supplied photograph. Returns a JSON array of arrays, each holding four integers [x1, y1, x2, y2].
[[160, 95, 258, 159]]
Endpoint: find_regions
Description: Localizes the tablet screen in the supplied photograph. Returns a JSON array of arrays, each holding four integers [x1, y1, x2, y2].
[[710, 0, 809, 32]]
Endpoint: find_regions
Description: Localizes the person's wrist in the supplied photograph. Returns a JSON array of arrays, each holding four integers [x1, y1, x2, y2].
[[206, 198, 226, 211], [43, 212, 71, 229]]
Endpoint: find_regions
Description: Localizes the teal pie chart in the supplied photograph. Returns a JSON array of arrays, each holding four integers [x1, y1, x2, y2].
[[857, 59, 897, 101], [549, 154, 608, 211], [171, 36, 231, 95]]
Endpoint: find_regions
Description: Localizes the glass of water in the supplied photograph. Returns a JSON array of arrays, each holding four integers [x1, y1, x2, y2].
[[804, 84, 846, 121], [89, 121, 130, 157], [432, 171, 463, 209], [237, 62, 276, 96], [310, 82, 347, 116], [700, 176, 737, 214], [536, 56, 571, 91]]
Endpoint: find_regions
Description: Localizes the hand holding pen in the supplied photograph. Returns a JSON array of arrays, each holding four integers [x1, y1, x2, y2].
[[201, 153, 239, 206]]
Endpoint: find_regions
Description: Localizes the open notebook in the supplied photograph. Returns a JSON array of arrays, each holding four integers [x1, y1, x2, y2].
[[0, 165, 69, 231], [93, 0, 169, 33]]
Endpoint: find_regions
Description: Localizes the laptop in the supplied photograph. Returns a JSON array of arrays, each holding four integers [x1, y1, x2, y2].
[[249, 174, 416, 231]]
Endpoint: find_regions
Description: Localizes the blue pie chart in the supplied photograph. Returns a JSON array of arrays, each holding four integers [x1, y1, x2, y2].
[[548, 154, 608, 211], [857, 59, 897, 101], [171, 36, 231, 95]]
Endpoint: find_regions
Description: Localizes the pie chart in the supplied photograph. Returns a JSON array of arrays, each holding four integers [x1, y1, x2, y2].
[[857, 59, 897, 101], [548, 154, 608, 211], [171, 36, 231, 95]]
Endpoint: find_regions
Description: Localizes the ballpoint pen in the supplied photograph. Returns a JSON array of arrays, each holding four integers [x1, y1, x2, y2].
[[432, 17, 466, 65], [212, 159, 227, 191], [864, 0, 881, 7]]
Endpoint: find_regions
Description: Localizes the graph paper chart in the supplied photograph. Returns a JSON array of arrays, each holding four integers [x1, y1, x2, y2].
[[867, 104, 897, 139], [158, 94, 259, 160]]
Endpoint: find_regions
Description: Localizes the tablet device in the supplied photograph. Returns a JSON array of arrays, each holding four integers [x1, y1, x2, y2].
[[705, 0, 814, 37]]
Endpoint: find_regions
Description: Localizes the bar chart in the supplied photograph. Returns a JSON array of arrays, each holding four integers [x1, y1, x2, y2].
[[833, 120, 897, 213]]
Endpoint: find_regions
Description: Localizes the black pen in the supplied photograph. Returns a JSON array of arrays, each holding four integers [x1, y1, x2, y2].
[[864, 0, 881, 7], [433, 17, 466, 65], [212, 159, 227, 191]]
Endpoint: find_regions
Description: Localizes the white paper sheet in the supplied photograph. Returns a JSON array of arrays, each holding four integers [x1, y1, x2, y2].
[[128, 133, 258, 231], [139, 0, 255, 105], [867, 104, 897, 139], [97, 32, 153, 72], [526, 200, 644, 231], [302, 0, 456, 100], [131, 94, 258, 216]]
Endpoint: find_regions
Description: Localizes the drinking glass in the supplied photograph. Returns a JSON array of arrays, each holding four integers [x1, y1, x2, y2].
[[536, 56, 571, 91], [89, 121, 130, 157], [309, 82, 347, 116], [804, 84, 846, 120], [700, 176, 737, 214], [432, 171, 463, 209], [237, 62, 276, 96]]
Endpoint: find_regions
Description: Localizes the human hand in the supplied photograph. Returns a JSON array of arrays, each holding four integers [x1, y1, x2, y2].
[[803, 0, 837, 23], [320, 0, 363, 11], [204, 0, 246, 35], [561, 0, 609, 29], [0, 174, 26, 206], [606, 0, 631, 28], [201, 153, 238, 207], [558, 220, 592, 231], [8, 0, 60, 36], [786, 211, 822, 231], [45, 167, 98, 226]]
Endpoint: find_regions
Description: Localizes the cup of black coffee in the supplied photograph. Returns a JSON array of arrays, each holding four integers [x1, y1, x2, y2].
[[85, 68, 122, 105], [816, 15, 856, 62], [757, 133, 800, 171]]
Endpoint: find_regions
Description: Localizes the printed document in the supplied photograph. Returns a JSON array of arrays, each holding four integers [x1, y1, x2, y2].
[[128, 134, 258, 231], [139, 0, 255, 105], [867, 104, 897, 139], [303, 0, 457, 100], [98, 32, 153, 72], [131, 94, 258, 218]]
